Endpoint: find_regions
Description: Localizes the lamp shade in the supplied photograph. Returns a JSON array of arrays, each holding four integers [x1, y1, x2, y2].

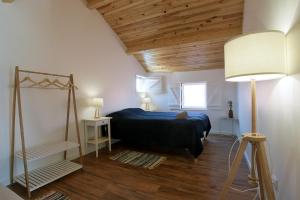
[[225, 31, 286, 82], [92, 98, 103, 107], [142, 97, 151, 103]]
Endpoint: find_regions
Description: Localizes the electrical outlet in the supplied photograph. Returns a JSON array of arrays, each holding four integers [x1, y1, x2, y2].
[[272, 174, 279, 191]]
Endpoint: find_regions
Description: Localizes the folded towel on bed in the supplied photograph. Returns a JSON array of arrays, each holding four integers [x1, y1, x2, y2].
[[176, 111, 188, 119]]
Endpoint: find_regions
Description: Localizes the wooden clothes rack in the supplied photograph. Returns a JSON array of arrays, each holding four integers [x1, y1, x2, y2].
[[10, 66, 83, 199]]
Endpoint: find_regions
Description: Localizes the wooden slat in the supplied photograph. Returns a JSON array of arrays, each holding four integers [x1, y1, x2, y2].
[[15, 142, 80, 162], [14, 160, 82, 192]]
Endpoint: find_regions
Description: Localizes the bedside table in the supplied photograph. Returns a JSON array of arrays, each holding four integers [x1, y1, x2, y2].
[[220, 117, 239, 135], [84, 117, 112, 158]]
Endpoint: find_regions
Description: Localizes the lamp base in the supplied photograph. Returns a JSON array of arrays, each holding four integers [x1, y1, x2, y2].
[[220, 133, 275, 200], [94, 107, 101, 119]]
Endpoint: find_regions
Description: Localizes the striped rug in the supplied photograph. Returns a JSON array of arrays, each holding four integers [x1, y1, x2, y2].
[[37, 191, 70, 200], [110, 150, 166, 169]]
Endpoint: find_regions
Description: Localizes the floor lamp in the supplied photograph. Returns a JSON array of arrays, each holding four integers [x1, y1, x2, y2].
[[220, 31, 286, 200]]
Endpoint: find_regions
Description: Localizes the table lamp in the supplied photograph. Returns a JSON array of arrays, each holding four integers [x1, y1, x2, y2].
[[142, 97, 151, 111], [220, 31, 286, 200], [93, 97, 103, 119]]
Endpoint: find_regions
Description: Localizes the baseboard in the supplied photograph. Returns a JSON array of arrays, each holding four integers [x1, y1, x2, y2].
[[209, 132, 236, 137]]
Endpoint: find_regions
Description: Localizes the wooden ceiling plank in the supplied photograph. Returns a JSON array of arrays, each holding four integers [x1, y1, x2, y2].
[[106, 0, 242, 30], [127, 26, 241, 53], [123, 23, 241, 46], [103, 0, 194, 20], [147, 63, 225, 69], [137, 53, 224, 60], [137, 43, 225, 55], [127, 19, 241, 41], [137, 58, 224, 66], [105, 0, 222, 28], [173, 0, 243, 17], [137, 52, 224, 62], [143, 37, 227, 51], [113, 1, 243, 35], [99, 0, 160, 15], [103, 0, 164, 23], [115, 7, 243, 44], [90, 0, 244, 72], [141, 43, 226, 55], [100, 0, 146, 16], [119, 15, 242, 43], [141, 51, 224, 60], [138, 52, 225, 62], [116, 9, 242, 40], [87, 0, 114, 9], [145, 62, 225, 72]]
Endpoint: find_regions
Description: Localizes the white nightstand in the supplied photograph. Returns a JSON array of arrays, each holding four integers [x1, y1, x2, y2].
[[220, 117, 239, 135], [84, 117, 112, 158]]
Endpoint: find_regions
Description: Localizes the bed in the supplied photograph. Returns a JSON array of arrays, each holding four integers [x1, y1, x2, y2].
[[107, 108, 211, 158]]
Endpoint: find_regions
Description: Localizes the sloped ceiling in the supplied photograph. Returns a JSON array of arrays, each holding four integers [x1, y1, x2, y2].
[[87, 0, 244, 72]]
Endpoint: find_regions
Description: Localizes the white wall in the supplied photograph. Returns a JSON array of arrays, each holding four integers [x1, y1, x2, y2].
[[239, 0, 300, 199], [149, 69, 238, 134], [0, 0, 145, 185]]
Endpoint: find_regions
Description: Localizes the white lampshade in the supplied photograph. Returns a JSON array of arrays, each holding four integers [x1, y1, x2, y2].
[[93, 98, 103, 107], [225, 31, 286, 82], [142, 97, 151, 103]]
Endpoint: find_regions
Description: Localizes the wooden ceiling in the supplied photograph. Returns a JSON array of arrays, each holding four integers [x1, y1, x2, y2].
[[87, 0, 244, 72]]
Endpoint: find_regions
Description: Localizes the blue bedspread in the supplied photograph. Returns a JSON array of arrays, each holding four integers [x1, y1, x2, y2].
[[107, 108, 211, 158]]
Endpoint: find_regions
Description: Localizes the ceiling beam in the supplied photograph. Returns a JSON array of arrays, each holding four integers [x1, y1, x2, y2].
[[87, 0, 114, 9]]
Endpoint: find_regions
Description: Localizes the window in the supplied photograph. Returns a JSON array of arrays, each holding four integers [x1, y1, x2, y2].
[[181, 82, 207, 110], [136, 75, 162, 93], [136, 75, 146, 93]]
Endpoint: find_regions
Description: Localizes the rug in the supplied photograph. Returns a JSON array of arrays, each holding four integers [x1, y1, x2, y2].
[[37, 191, 70, 200], [110, 150, 166, 169]]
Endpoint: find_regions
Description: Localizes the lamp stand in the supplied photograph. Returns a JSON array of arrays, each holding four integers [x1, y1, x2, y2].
[[145, 103, 150, 111], [220, 80, 275, 200], [94, 107, 100, 119]]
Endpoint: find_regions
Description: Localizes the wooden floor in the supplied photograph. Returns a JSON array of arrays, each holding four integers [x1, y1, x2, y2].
[[10, 135, 256, 200]]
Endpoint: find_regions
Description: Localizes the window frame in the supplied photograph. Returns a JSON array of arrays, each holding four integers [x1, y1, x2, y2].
[[136, 75, 147, 93], [136, 75, 162, 93], [180, 82, 207, 110]]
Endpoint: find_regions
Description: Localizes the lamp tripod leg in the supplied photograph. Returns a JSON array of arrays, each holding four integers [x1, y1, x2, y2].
[[248, 142, 258, 186], [256, 144, 266, 200], [220, 138, 248, 199], [256, 142, 275, 200]]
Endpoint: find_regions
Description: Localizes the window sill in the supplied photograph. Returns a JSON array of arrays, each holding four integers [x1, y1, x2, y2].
[[180, 108, 208, 111]]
